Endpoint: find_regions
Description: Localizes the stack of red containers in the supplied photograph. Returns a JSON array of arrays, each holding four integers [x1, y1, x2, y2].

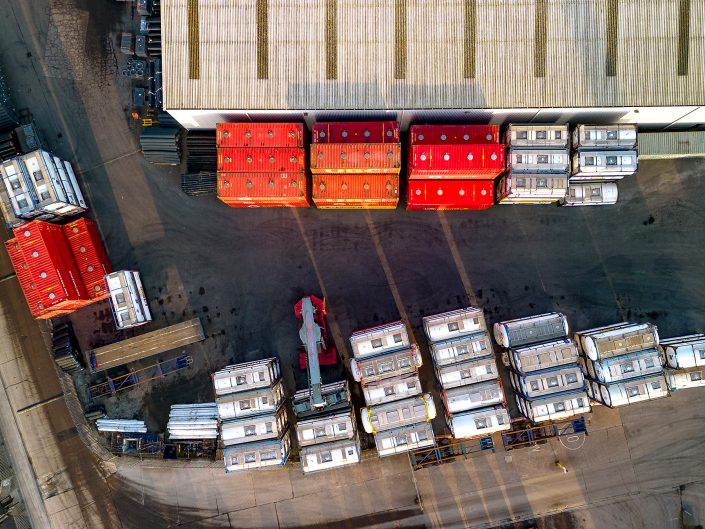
[[216, 123, 309, 208], [406, 125, 504, 210], [5, 218, 111, 319], [309, 122, 401, 209]]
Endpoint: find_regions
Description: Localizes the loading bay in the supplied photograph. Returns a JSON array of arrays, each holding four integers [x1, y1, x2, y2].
[[0, 1, 704, 529]]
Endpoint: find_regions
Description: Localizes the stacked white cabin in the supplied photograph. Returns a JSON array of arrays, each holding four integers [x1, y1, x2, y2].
[[213, 358, 291, 472], [293, 381, 361, 473], [659, 334, 705, 391], [499, 124, 570, 205], [494, 312, 591, 423], [423, 307, 510, 438], [563, 124, 638, 206], [350, 321, 436, 457], [575, 322, 669, 407]]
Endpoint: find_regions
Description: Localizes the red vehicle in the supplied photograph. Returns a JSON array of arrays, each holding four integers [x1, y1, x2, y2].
[[406, 179, 495, 210], [295, 296, 337, 369], [409, 125, 500, 145], [312, 121, 400, 144], [216, 122, 304, 148]]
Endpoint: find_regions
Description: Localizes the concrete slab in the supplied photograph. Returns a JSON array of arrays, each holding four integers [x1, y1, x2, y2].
[[252, 467, 294, 506], [226, 503, 280, 529]]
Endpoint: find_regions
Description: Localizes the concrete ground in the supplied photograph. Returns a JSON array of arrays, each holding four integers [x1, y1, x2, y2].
[[0, 0, 704, 528]]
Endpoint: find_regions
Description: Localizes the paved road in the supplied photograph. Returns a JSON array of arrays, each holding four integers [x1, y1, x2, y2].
[[0, 0, 704, 528]]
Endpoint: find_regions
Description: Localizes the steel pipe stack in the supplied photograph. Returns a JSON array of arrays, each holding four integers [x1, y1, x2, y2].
[[494, 312, 591, 422], [140, 126, 181, 165], [167, 403, 218, 440], [407, 125, 503, 210], [310, 122, 401, 209], [96, 419, 147, 433], [423, 307, 510, 439], [51, 322, 84, 373]]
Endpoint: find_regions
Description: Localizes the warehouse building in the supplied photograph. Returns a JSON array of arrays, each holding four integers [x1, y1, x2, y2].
[[162, 0, 705, 130]]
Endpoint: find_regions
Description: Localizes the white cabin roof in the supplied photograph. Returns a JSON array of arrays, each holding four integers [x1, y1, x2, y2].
[[422, 307, 486, 343]]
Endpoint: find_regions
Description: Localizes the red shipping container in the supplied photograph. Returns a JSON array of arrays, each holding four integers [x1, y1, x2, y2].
[[216, 123, 304, 148], [408, 144, 504, 178], [406, 179, 495, 210], [14, 221, 87, 304], [312, 122, 400, 144], [312, 174, 398, 206], [5, 239, 46, 317], [409, 125, 500, 145], [217, 148, 305, 173], [217, 173, 310, 208], [310, 144, 401, 174], [63, 218, 112, 299]]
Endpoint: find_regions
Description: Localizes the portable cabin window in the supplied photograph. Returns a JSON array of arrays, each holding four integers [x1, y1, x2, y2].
[[620, 363, 635, 374], [17, 197, 29, 209], [475, 418, 488, 429], [384, 386, 395, 396], [393, 333, 403, 343], [537, 178, 548, 188], [457, 345, 469, 355], [554, 131, 562, 139], [606, 156, 618, 166], [585, 156, 595, 166], [33, 171, 44, 182], [530, 381, 540, 391], [115, 292, 126, 305], [537, 155, 549, 164], [496, 413, 505, 425], [365, 367, 376, 376], [371, 338, 384, 349], [406, 381, 417, 390], [590, 187, 602, 197], [244, 452, 257, 463], [265, 422, 273, 433], [314, 427, 326, 438], [536, 130, 547, 140], [554, 402, 566, 412], [228, 454, 239, 465], [39, 190, 51, 201], [320, 451, 333, 463], [387, 411, 401, 423], [120, 312, 130, 322], [643, 358, 655, 369], [472, 340, 487, 352], [651, 381, 661, 390], [576, 398, 585, 407], [239, 400, 252, 410], [244, 425, 257, 436], [379, 361, 393, 373], [515, 177, 526, 188], [9, 177, 21, 190], [565, 373, 578, 384], [448, 322, 460, 332], [235, 375, 247, 385], [417, 431, 429, 441], [547, 376, 559, 388], [398, 357, 411, 368], [690, 372, 702, 381], [347, 448, 355, 456], [336, 422, 347, 432], [260, 450, 278, 461], [461, 370, 472, 380], [517, 131, 528, 139], [256, 371, 266, 382], [515, 155, 523, 163], [607, 130, 618, 139], [626, 386, 640, 397], [261, 396, 268, 405], [395, 435, 408, 445]]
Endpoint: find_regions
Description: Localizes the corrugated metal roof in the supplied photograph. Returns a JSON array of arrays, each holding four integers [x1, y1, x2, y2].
[[639, 131, 705, 158], [163, 0, 705, 111]]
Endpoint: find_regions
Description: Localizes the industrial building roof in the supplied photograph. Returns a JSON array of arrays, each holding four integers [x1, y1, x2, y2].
[[162, 0, 705, 112]]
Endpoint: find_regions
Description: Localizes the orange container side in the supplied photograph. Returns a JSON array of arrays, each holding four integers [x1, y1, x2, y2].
[[217, 148, 305, 173], [218, 172, 308, 199], [312, 174, 399, 202], [313, 200, 398, 210], [216, 123, 304, 148], [406, 179, 495, 211], [409, 125, 500, 145], [312, 122, 400, 144], [310, 144, 401, 174], [408, 144, 505, 178]]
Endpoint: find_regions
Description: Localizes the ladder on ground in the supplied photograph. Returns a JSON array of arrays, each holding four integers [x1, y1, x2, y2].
[[409, 435, 495, 470], [502, 416, 588, 451]]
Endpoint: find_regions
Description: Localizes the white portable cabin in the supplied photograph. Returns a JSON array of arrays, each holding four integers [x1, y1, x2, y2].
[[510, 365, 584, 399], [493, 312, 569, 349], [436, 356, 499, 389], [665, 366, 705, 391], [362, 373, 423, 406], [216, 379, 285, 420], [576, 322, 659, 361], [296, 410, 355, 447], [430, 332, 493, 367], [212, 357, 281, 396], [361, 394, 436, 434], [373, 422, 435, 457], [507, 149, 570, 173], [509, 338, 579, 374], [515, 390, 591, 422], [496, 172, 568, 205], [220, 405, 288, 446], [447, 405, 510, 438], [301, 437, 361, 473], [505, 124, 569, 149], [105, 270, 152, 329], [223, 431, 291, 472], [422, 307, 486, 343], [660, 334, 705, 369], [0, 157, 39, 221], [572, 124, 638, 150], [561, 181, 619, 206], [350, 346, 422, 384], [589, 349, 663, 384], [442, 380, 504, 414], [570, 151, 638, 180], [590, 374, 669, 408], [349, 321, 410, 359]]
